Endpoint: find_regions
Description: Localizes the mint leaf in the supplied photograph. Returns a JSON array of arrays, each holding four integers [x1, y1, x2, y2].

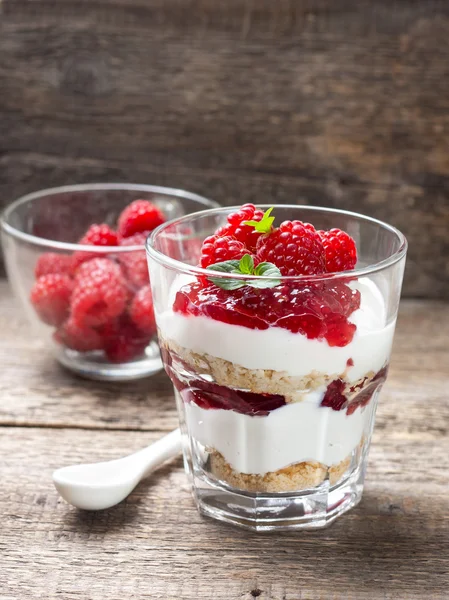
[[206, 255, 281, 290], [251, 262, 281, 288], [254, 262, 282, 277], [206, 277, 247, 290], [206, 260, 240, 274], [206, 259, 247, 290], [239, 254, 254, 274], [243, 207, 275, 234]]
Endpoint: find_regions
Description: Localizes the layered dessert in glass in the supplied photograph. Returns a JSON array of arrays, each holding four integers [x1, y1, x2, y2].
[[147, 204, 407, 530]]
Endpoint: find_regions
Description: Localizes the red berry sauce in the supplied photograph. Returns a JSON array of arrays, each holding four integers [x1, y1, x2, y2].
[[161, 346, 285, 416], [173, 279, 361, 347], [162, 349, 387, 418], [321, 365, 388, 415]]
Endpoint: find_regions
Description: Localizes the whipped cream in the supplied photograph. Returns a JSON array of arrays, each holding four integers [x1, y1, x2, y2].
[[158, 278, 394, 382], [183, 388, 375, 473]]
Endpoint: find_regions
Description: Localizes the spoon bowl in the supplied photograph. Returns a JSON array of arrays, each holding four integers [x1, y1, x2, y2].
[[53, 429, 182, 510]]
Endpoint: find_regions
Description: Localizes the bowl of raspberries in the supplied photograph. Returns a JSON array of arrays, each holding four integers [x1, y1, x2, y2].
[[0, 183, 217, 380]]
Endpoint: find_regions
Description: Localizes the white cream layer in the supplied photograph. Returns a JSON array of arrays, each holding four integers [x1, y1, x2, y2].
[[184, 389, 373, 474], [159, 278, 395, 382]]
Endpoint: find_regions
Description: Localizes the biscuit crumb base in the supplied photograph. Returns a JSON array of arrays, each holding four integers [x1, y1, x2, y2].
[[161, 337, 367, 403], [209, 451, 351, 493]]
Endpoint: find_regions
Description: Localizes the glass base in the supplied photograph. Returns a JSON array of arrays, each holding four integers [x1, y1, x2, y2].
[[55, 340, 163, 381], [192, 465, 365, 532]]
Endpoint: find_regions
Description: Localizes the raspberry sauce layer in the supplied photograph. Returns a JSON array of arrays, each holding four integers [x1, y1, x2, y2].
[[173, 279, 361, 347], [162, 346, 387, 417]]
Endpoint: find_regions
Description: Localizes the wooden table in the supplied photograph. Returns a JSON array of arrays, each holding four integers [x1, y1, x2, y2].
[[1, 280, 448, 599]]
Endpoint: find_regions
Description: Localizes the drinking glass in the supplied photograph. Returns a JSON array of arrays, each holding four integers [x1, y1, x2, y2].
[[146, 205, 407, 530]]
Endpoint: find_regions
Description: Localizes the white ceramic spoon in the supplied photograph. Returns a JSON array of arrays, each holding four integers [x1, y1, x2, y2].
[[53, 429, 182, 510]]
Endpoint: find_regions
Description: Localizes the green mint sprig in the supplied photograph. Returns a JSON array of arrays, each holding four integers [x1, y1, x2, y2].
[[206, 254, 281, 290], [243, 206, 275, 234]]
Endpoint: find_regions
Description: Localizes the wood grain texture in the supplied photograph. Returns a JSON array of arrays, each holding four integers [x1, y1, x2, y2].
[[1, 426, 449, 600], [1, 280, 449, 598], [1, 0, 449, 297]]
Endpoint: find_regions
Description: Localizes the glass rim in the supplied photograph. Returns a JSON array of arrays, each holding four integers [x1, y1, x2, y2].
[[146, 204, 408, 282], [0, 182, 218, 254]]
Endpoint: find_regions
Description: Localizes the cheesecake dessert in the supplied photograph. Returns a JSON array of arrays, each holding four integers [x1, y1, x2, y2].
[[157, 205, 394, 494]]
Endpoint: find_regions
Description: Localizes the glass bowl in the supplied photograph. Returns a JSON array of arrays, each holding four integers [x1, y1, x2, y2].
[[0, 183, 218, 381]]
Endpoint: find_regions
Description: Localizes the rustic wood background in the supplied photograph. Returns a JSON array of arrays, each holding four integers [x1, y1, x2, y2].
[[1, 0, 449, 298]]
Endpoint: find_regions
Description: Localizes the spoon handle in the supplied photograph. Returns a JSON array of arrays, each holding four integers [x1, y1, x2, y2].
[[135, 428, 183, 479]]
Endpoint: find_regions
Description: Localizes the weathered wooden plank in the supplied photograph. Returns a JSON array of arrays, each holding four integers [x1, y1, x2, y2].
[[1, 1, 449, 296], [1, 425, 448, 600]]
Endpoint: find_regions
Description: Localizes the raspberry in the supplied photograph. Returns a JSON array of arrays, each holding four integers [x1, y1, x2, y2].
[[71, 261, 128, 327], [101, 316, 151, 363], [321, 379, 347, 411], [118, 232, 150, 289], [72, 224, 119, 272], [74, 257, 123, 284], [174, 279, 360, 346], [30, 274, 73, 327], [215, 204, 265, 252], [318, 229, 357, 273], [322, 366, 388, 414], [346, 366, 388, 415], [200, 235, 253, 268], [80, 224, 118, 247], [54, 318, 104, 352], [129, 285, 157, 336], [256, 220, 326, 276], [35, 253, 72, 278], [118, 200, 165, 238]]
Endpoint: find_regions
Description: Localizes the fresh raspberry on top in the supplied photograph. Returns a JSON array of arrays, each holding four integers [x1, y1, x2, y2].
[[318, 228, 357, 273], [101, 315, 151, 363], [129, 285, 157, 336], [118, 200, 165, 238], [71, 260, 128, 327], [54, 318, 104, 353], [183, 205, 361, 347], [216, 204, 266, 252], [35, 253, 72, 279], [256, 220, 326, 276], [200, 235, 253, 268], [30, 274, 73, 327], [118, 232, 150, 289]]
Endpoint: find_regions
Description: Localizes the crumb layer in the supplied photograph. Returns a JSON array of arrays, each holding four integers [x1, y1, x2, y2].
[[209, 450, 351, 493], [161, 337, 373, 403]]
